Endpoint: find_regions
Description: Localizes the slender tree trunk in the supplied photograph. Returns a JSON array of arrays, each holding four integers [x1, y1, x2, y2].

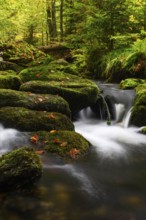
[[51, 0, 57, 40], [60, 0, 64, 42]]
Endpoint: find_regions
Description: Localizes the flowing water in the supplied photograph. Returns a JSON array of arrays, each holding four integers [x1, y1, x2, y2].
[[1, 83, 146, 220]]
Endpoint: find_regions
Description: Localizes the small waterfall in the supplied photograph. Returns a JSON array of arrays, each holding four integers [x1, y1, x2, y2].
[[91, 82, 136, 126], [74, 82, 146, 160]]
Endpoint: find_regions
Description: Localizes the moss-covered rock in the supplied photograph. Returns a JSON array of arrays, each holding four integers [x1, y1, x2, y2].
[[131, 105, 146, 127], [0, 71, 21, 90], [20, 80, 99, 112], [29, 130, 90, 159], [0, 89, 71, 117], [19, 65, 79, 82], [120, 78, 145, 90], [0, 107, 74, 131], [140, 127, 146, 134], [2, 42, 50, 67], [130, 83, 146, 127], [0, 146, 42, 191]]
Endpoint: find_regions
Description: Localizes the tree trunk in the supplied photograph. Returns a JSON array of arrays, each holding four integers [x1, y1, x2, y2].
[[60, 0, 64, 42]]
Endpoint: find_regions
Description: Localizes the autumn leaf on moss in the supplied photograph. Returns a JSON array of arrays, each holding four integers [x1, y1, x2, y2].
[[68, 148, 80, 159], [36, 150, 45, 155], [35, 73, 40, 77], [48, 113, 56, 119], [31, 134, 39, 143], [60, 142, 68, 147], [38, 97, 43, 102], [53, 138, 62, 144], [50, 130, 56, 134]]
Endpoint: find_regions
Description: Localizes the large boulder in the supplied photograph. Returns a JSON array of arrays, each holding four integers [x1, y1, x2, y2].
[[29, 130, 90, 159], [20, 80, 99, 113], [0, 107, 74, 131], [0, 146, 42, 191], [0, 89, 71, 117]]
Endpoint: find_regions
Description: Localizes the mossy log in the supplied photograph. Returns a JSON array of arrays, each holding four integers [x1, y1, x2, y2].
[[0, 89, 71, 117], [0, 147, 42, 191], [0, 107, 74, 132]]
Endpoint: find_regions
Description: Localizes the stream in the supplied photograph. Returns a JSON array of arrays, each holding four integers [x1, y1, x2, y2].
[[1, 83, 146, 220]]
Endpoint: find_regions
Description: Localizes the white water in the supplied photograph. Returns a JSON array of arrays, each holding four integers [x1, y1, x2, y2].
[[74, 109, 146, 160], [0, 124, 27, 155]]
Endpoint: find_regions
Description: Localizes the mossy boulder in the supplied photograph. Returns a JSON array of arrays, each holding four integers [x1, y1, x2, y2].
[[0, 107, 74, 132], [2, 42, 50, 67], [0, 146, 42, 191], [29, 130, 90, 159], [120, 78, 145, 90], [0, 89, 71, 117], [130, 83, 146, 127], [19, 65, 79, 82], [20, 80, 99, 113], [0, 71, 21, 90]]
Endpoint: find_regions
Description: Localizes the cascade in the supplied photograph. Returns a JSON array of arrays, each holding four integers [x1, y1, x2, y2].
[[75, 82, 146, 159]]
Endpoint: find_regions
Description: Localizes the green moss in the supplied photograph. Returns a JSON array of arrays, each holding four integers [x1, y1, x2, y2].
[[120, 78, 145, 90], [30, 130, 90, 159], [0, 107, 74, 131], [131, 105, 146, 127], [20, 80, 99, 112], [141, 127, 146, 135], [0, 89, 71, 117], [19, 65, 79, 82], [0, 146, 42, 191], [0, 74, 22, 90]]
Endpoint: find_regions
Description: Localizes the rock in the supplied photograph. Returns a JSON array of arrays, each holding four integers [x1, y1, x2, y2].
[[0, 146, 42, 191], [0, 89, 71, 117], [29, 130, 90, 159], [120, 78, 145, 90], [0, 107, 74, 132], [131, 105, 146, 126], [0, 71, 22, 90], [130, 83, 146, 126], [20, 80, 99, 113]]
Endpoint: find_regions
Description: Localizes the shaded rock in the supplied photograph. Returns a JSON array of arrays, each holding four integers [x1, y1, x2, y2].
[[131, 105, 146, 127], [130, 83, 146, 126], [0, 89, 71, 117], [0, 107, 74, 132], [29, 130, 90, 159], [20, 80, 99, 113], [0, 146, 42, 191], [0, 71, 22, 90]]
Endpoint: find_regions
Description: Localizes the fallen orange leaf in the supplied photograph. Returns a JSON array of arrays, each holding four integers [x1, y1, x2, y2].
[[60, 142, 68, 147], [48, 113, 56, 119], [30, 134, 39, 143], [68, 148, 80, 159], [53, 138, 62, 144], [36, 150, 45, 155], [50, 130, 56, 133]]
